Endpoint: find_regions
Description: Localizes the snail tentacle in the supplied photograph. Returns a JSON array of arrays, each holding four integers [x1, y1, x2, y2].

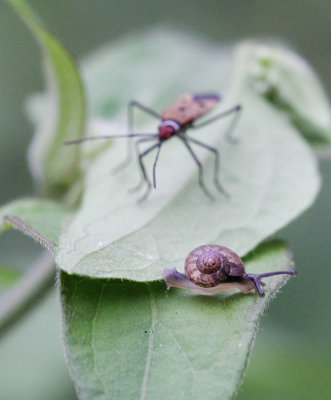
[[163, 245, 297, 298]]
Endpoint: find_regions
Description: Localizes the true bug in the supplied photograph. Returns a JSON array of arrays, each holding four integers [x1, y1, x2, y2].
[[65, 93, 242, 202]]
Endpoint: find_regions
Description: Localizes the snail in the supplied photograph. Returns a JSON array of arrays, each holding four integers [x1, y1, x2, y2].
[[163, 244, 297, 297]]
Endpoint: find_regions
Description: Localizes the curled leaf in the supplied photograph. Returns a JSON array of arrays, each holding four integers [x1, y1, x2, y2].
[[234, 41, 331, 145], [8, 0, 86, 198]]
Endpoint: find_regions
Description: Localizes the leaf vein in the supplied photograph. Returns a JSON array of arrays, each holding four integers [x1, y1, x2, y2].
[[140, 285, 157, 400], [91, 283, 108, 397]]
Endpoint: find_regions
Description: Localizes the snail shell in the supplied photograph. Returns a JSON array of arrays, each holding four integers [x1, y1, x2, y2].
[[185, 244, 245, 288]]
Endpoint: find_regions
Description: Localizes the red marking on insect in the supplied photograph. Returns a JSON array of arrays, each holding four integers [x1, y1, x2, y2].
[[64, 93, 242, 202], [158, 124, 176, 140]]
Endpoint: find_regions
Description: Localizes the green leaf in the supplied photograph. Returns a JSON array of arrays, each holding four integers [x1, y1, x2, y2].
[[60, 240, 293, 400], [234, 41, 331, 145], [81, 30, 234, 118], [7, 0, 86, 198], [0, 197, 70, 332], [56, 31, 320, 280], [0, 198, 72, 251], [0, 197, 68, 332], [0, 265, 20, 288]]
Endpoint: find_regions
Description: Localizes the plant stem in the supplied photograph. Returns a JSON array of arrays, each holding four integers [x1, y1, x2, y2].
[[4, 215, 56, 254], [0, 251, 55, 336]]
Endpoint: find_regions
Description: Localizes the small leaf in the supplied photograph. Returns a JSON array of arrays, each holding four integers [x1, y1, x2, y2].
[[0, 265, 20, 289], [0, 289, 77, 400], [0, 198, 72, 250], [7, 0, 86, 198], [60, 240, 293, 400], [234, 41, 331, 145], [0, 197, 69, 331], [56, 32, 319, 280]]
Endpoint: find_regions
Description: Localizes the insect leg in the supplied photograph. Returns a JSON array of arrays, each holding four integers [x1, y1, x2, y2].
[[129, 138, 158, 193], [64, 101, 160, 147], [129, 100, 162, 123], [185, 136, 228, 196], [130, 141, 161, 203], [179, 137, 213, 200], [130, 140, 162, 193], [191, 104, 242, 143], [152, 142, 162, 189], [136, 143, 162, 203], [113, 100, 161, 172]]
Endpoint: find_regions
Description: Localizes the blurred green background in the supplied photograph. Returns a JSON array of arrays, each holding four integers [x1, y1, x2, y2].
[[0, 1, 330, 399]]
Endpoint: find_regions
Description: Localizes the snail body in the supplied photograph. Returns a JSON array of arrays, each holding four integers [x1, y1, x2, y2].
[[163, 244, 297, 297]]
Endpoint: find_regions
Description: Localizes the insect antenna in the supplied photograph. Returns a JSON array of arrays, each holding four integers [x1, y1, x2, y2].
[[64, 133, 157, 146]]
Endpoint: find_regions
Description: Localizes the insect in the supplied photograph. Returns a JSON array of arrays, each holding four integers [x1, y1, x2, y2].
[[163, 244, 297, 297], [65, 94, 241, 202]]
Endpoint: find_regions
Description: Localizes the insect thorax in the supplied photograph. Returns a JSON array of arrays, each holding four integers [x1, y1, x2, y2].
[[158, 120, 181, 140]]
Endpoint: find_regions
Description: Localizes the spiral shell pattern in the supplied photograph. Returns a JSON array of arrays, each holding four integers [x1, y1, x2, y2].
[[184, 244, 245, 288]]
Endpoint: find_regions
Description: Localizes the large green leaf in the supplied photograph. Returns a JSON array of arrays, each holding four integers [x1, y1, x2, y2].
[[7, 0, 86, 198], [60, 240, 293, 400], [55, 32, 320, 280]]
